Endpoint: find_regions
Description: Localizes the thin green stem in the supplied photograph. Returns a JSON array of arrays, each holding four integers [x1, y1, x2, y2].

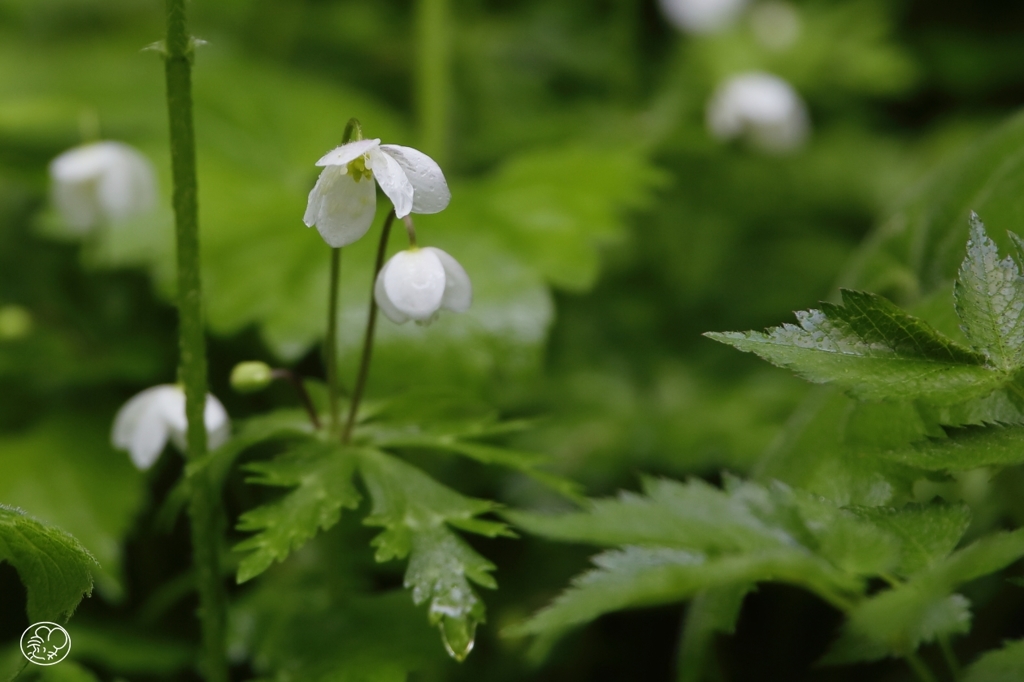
[[323, 118, 361, 434], [905, 653, 940, 682], [163, 1, 227, 681], [939, 635, 962, 680], [271, 369, 321, 430], [415, 0, 450, 162], [326, 247, 341, 432], [402, 215, 418, 247], [342, 210, 396, 443]]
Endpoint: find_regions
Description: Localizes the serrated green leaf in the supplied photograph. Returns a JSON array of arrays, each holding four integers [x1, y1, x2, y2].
[[823, 592, 972, 664], [0, 505, 96, 622], [234, 441, 361, 583], [707, 289, 1000, 403], [508, 546, 858, 639], [823, 529, 1024, 663], [848, 503, 971, 577], [954, 214, 1024, 371], [358, 449, 511, 659], [883, 424, 1024, 472], [508, 477, 793, 554], [963, 639, 1024, 682]]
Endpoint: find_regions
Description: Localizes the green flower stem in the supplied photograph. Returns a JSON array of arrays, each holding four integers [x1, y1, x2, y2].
[[163, 1, 227, 681], [938, 635, 962, 680], [905, 653, 939, 682], [415, 0, 450, 161], [342, 210, 396, 443], [326, 246, 342, 432], [324, 118, 362, 434], [402, 215, 418, 247], [270, 369, 321, 430]]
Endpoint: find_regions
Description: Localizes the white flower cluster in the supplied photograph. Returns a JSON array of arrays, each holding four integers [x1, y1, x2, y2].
[[304, 137, 471, 325]]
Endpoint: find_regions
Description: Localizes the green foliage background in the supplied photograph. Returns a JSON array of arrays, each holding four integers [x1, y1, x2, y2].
[[4, 0, 1024, 681]]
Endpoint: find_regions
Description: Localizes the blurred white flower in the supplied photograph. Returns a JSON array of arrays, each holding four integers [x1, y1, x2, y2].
[[49, 141, 157, 232], [112, 385, 230, 470], [706, 72, 809, 152], [750, 1, 801, 51], [304, 139, 451, 248], [374, 247, 471, 325], [658, 0, 749, 34]]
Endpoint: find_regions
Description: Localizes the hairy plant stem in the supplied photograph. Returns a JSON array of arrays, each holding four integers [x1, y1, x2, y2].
[[163, 2, 227, 681], [342, 210, 396, 443], [415, 0, 450, 161], [905, 653, 939, 682], [324, 118, 362, 433], [326, 247, 342, 432]]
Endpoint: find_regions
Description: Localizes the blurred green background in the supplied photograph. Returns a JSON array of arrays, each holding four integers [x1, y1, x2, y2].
[[2, 0, 1024, 680]]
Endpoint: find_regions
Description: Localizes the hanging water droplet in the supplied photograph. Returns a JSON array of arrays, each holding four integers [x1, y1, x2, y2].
[[439, 615, 477, 662]]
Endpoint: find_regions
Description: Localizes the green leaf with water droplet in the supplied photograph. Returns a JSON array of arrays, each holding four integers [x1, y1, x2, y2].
[[707, 289, 1001, 403], [0, 504, 96, 623], [234, 441, 361, 583], [954, 214, 1024, 372], [358, 448, 513, 659]]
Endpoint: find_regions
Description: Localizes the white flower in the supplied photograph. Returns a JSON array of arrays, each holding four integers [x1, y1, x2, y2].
[[658, 0, 749, 34], [706, 72, 809, 152], [49, 141, 157, 232], [112, 385, 230, 470], [374, 247, 471, 325], [304, 139, 451, 248]]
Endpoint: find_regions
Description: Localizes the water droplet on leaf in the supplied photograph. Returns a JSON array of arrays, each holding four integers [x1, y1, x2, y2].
[[439, 615, 477, 662]]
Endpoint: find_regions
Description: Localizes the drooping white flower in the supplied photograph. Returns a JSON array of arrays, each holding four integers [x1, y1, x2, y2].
[[658, 0, 749, 34], [374, 247, 471, 325], [112, 385, 230, 470], [304, 139, 451, 248], [706, 72, 809, 152], [49, 141, 157, 232]]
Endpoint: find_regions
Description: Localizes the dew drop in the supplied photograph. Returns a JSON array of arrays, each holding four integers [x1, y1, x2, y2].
[[439, 615, 477, 662]]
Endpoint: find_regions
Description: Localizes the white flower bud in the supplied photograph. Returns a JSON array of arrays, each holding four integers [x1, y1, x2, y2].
[[374, 247, 471, 325], [49, 141, 157, 232], [706, 72, 809, 153], [658, 0, 749, 34], [112, 385, 230, 470]]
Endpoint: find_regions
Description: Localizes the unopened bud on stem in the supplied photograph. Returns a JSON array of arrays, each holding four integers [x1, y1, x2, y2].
[[230, 361, 274, 393]]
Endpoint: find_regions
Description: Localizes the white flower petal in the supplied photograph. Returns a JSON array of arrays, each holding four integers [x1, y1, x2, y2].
[[374, 258, 410, 324], [706, 72, 808, 153], [659, 0, 749, 33], [205, 394, 231, 450], [96, 145, 157, 221], [382, 249, 446, 321], [367, 147, 414, 219], [304, 165, 377, 247], [315, 138, 380, 167], [379, 145, 451, 214], [112, 385, 181, 470], [424, 247, 472, 313]]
